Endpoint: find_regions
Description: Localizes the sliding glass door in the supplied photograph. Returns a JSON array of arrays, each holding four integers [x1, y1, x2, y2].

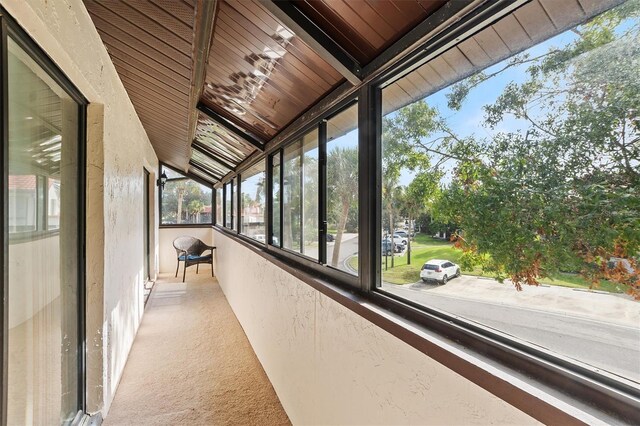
[[2, 12, 86, 424]]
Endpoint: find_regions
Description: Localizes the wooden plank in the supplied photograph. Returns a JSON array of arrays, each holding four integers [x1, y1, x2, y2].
[[473, 26, 511, 62], [110, 56, 189, 99], [492, 13, 532, 53], [457, 37, 492, 68], [103, 42, 190, 90], [121, 0, 193, 43], [93, 21, 191, 78], [150, 0, 195, 28], [538, 0, 585, 30], [513, 1, 557, 41], [440, 47, 474, 78], [86, 1, 191, 52], [89, 10, 191, 69]]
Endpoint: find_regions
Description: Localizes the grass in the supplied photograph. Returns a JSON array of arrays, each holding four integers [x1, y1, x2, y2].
[[371, 234, 625, 293]]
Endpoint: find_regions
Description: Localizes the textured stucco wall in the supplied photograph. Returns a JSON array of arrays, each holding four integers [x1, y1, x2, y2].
[[1, 0, 160, 416], [158, 227, 214, 274], [213, 230, 539, 425]]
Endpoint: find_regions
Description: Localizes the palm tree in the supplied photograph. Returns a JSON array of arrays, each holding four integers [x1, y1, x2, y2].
[[327, 147, 358, 268]]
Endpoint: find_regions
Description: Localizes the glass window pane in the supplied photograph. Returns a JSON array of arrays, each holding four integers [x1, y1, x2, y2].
[[233, 178, 238, 231], [380, 0, 640, 382], [160, 167, 212, 225], [284, 142, 302, 253], [241, 161, 266, 241], [47, 177, 61, 230], [8, 175, 38, 232], [271, 153, 281, 247], [327, 103, 358, 275], [216, 187, 223, 225], [7, 37, 80, 424], [283, 129, 318, 258], [225, 182, 232, 228]]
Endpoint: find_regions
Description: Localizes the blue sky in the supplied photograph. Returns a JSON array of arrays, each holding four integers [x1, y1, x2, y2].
[[385, 5, 638, 187]]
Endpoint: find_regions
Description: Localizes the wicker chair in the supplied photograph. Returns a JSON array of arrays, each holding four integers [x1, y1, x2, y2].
[[173, 236, 216, 282]]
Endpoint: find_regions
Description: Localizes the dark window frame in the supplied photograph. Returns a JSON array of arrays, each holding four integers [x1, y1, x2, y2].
[[215, 186, 223, 226], [0, 7, 89, 423], [367, 0, 640, 421], [210, 0, 640, 422], [158, 162, 214, 228], [239, 157, 267, 240]]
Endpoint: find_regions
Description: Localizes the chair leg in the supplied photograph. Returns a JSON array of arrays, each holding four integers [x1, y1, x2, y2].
[[183, 263, 187, 282], [211, 263, 214, 277], [175, 260, 180, 277], [196, 263, 199, 274]]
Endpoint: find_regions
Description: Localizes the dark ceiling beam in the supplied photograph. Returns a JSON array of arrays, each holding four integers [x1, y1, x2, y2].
[[189, 160, 224, 182], [258, 0, 362, 85], [193, 138, 240, 167], [191, 142, 237, 172], [187, 0, 217, 148], [196, 102, 266, 151]]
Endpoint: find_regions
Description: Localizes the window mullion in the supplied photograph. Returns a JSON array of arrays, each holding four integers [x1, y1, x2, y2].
[[237, 175, 241, 233], [318, 120, 327, 264], [266, 156, 273, 245], [279, 150, 283, 246], [359, 84, 381, 292]]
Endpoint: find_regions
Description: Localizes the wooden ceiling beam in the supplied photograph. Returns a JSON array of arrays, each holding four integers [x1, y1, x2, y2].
[[258, 0, 362, 85], [196, 102, 265, 151]]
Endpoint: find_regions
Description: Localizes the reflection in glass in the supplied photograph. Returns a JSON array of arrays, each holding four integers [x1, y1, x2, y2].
[[7, 37, 80, 424], [225, 181, 232, 228], [216, 187, 223, 225], [271, 153, 281, 246], [233, 178, 239, 231], [283, 130, 319, 258], [327, 103, 359, 275], [380, 1, 640, 382], [241, 162, 266, 240]]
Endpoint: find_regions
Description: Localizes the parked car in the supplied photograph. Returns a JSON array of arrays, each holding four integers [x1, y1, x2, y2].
[[392, 233, 407, 246], [394, 230, 409, 239], [382, 239, 393, 256], [382, 239, 403, 254], [326, 233, 335, 242], [420, 259, 460, 284]]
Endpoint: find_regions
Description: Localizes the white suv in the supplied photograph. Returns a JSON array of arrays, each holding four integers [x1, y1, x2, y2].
[[420, 259, 460, 284], [392, 233, 407, 246]]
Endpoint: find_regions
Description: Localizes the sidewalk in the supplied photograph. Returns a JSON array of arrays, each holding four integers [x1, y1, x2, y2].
[[402, 275, 640, 328]]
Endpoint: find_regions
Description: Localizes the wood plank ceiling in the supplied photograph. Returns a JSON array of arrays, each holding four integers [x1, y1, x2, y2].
[[85, 0, 458, 184], [292, 0, 447, 65], [84, 0, 198, 170]]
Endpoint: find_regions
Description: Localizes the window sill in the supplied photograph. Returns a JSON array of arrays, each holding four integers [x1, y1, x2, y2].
[[159, 224, 213, 229], [213, 227, 639, 424]]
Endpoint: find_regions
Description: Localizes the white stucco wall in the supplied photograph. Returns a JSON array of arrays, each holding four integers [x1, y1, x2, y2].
[[212, 230, 539, 425], [158, 227, 213, 274], [1, 0, 159, 416]]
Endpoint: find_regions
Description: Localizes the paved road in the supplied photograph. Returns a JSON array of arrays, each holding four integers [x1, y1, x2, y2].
[[383, 281, 640, 383], [327, 234, 358, 273]]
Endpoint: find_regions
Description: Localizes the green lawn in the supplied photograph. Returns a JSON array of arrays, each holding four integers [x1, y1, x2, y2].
[[367, 234, 624, 293]]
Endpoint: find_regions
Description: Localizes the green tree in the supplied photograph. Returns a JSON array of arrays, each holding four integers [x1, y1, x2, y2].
[[327, 146, 358, 268], [398, 172, 441, 264], [433, 2, 640, 296]]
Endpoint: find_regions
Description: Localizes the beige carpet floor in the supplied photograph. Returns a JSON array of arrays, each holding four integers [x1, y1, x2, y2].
[[104, 271, 291, 426]]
